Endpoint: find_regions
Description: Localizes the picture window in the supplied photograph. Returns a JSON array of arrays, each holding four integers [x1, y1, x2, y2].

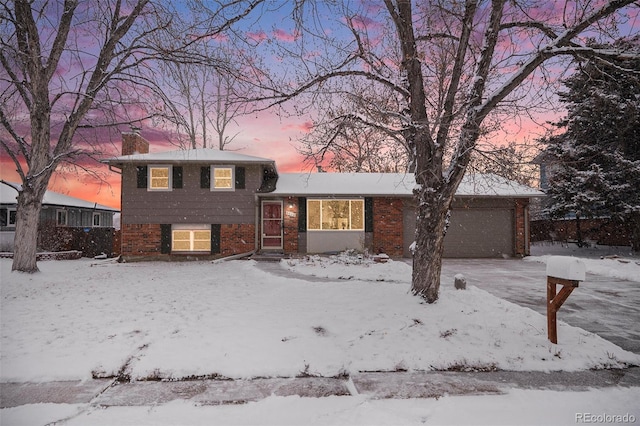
[[307, 199, 364, 231]]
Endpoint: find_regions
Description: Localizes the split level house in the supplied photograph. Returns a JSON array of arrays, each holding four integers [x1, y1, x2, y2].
[[104, 131, 543, 260], [0, 181, 119, 256]]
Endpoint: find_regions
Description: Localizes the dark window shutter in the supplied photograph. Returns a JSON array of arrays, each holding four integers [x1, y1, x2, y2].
[[365, 197, 374, 233], [136, 166, 148, 188], [160, 224, 171, 254], [298, 197, 307, 232], [211, 224, 221, 254], [200, 167, 210, 189], [235, 166, 245, 189], [172, 166, 183, 189]]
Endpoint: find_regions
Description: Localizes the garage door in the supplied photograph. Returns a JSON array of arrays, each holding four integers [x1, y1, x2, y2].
[[403, 207, 514, 258]]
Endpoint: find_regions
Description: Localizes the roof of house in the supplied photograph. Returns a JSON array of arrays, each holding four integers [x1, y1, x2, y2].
[[268, 173, 544, 198], [0, 182, 119, 212], [103, 149, 275, 165]]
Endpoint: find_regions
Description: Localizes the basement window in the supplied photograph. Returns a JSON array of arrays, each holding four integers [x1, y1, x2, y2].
[[172, 225, 211, 252]]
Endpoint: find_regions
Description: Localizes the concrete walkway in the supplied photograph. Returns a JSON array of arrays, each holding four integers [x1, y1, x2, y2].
[[2, 367, 639, 408]]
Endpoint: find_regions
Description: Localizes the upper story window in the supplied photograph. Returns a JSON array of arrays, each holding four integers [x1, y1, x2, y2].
[[92, 212, 101, 227], [56, 209, 67, 226], [213, 167, 233, 189], [200, 166, 245, 191], [149, 166, 171, 190], [212, 166, 234, 190], [136, 165, 182, 191], [307, 199, 364, 231]]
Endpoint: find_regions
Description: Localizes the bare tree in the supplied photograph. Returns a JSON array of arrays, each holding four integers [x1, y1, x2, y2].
[[470, 139, 541, 187], [255, 0, 639, 302], [158, 44, 254, 150], [0, 0, 265, 272]]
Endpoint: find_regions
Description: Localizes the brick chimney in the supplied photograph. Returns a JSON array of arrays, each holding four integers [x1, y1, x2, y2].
[[121, 126, 149, 155]]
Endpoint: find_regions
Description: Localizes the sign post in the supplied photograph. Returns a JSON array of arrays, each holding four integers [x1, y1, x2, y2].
[[545, 256, 585, 344]]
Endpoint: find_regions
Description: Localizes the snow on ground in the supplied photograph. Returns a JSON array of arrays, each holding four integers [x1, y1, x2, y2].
[[528, 243, 640, 282], [1, 253, 639, 384], [3, 387, 640, 426], [2, 248, 640, 425]]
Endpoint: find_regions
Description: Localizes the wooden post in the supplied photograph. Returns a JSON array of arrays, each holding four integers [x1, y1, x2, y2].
[[545, 256, 585, 344], [546, 277, 579, 344]]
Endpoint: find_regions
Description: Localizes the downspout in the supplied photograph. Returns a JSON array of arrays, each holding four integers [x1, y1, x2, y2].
[[255, 193, 260, 254]]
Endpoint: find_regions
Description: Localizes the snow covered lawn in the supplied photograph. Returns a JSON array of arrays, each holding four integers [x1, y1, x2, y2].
[[2, 254, 639, 384]]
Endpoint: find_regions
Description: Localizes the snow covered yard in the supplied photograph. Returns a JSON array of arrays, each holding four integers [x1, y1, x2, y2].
[[2, 251, 640, 425], [1, 254, 639, 384]]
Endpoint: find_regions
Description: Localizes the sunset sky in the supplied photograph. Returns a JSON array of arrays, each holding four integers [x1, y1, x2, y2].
[[0, 106, 547, 211], [1, 1, 637, 211], [0, 109, 315, 209]]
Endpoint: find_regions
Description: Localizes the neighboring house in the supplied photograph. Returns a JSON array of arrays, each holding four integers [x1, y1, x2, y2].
[[0, 181, 119, 256], [530, 149, 633, 246], [104, 132, 543, 259], [531, 149, 560, 192]]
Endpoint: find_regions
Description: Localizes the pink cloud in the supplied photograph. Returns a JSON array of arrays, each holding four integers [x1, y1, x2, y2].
[[348, 15, 382, 32], [273, 29, 297, 42], [247, 31, 268, 42], [281, 121, 313, 133]]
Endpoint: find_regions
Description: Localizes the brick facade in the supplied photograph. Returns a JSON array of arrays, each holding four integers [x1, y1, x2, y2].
[[220, 224, 255, 256], [121, 223, 163, 256], [372, 197, 404, 257], [121, 223, 256, 258], [121, 197, 532, 259]]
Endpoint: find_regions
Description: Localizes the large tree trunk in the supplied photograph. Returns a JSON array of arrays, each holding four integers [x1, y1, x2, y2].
[[411, 189, 451, 303], [12, 184, 47, 272]]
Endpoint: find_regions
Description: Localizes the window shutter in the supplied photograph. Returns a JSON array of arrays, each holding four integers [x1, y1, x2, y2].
[[172, 166, 183, 189], [365, 197, 374, 232], [298, 197, 306, 232], [235, 166, 245, 189], [160, 224, 171, 254], [136, 166, 148, 188], [211, 224, 221, 254], [200, 166, 210, 189]]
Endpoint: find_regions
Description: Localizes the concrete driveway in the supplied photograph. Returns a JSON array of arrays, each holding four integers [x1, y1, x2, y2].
[[440, 258, 640, 354]]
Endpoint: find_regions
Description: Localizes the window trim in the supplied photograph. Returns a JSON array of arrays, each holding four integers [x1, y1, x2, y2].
[[210, 165, 235, 191], [148, 165, 173, 191], [56, 209, 68, 227], [171, 224, 212, 253], [1, 207, 17, 227], [307, 199, 365, 231]]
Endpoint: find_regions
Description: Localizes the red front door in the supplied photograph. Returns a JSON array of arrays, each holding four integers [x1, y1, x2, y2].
[[262, 201, 283, 249]]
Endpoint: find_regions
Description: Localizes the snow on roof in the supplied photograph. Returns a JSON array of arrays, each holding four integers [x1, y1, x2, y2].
[[269, 173, 543, 197], [104, 148, 275, 165], [0, 182, 118, 212]]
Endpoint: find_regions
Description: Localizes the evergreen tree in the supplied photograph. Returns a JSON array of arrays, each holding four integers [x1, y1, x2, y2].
[[544, 39, 640, 249]]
